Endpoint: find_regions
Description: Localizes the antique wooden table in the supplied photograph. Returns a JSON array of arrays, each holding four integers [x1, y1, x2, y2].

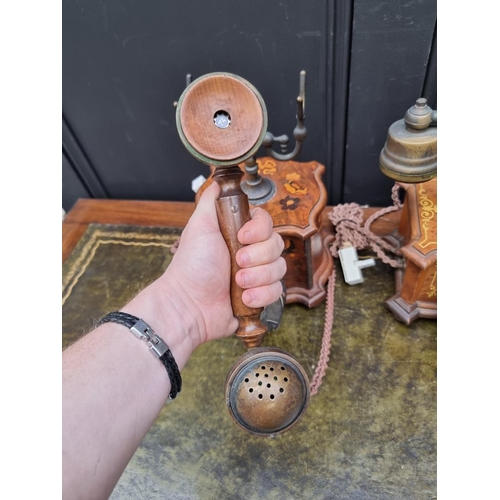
[[62, 199, 436, 500]]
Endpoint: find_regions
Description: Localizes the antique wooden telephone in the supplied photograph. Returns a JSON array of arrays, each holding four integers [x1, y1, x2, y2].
[[379, 98, 437, 324], [175, 73, 311, 436], [324, 97, 437, 325]]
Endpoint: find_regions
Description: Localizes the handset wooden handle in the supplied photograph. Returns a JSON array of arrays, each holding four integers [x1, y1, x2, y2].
[[213, 166, 267, 348], [175, 72, 269, 348]]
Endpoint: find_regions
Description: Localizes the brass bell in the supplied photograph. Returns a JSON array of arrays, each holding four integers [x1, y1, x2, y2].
[[379, 98, 437, 183]]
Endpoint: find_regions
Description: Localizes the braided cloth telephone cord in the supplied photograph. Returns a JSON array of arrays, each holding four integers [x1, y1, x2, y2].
[[309, 184, 404, 395], [171, 184, 404, 396]]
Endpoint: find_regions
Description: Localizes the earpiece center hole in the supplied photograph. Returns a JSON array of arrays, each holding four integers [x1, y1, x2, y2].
[[213, 110, 231, 129]]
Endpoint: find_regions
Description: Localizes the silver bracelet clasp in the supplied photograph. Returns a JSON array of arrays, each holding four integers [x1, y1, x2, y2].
[[130, 319, 169, 358]]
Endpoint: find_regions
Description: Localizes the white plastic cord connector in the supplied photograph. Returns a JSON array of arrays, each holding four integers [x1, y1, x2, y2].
[[338, 243, 376, 285]]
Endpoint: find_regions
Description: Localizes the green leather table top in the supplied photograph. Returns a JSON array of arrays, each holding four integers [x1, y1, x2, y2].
[[63, 223, 437, 500]]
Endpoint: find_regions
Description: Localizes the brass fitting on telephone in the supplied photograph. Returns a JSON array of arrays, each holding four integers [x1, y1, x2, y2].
[[379, 98, 437, 183]]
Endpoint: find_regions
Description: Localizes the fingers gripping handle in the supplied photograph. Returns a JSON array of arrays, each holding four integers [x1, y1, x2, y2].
[[213, 166, 267, 348]]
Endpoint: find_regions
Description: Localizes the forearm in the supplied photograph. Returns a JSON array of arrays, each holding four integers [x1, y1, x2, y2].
[[62, 279, 199, 500], [62, 183, 285, 498]]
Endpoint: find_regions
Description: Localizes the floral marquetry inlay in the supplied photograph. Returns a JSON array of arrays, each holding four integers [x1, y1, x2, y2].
[[284, 172, 308, 195], [258, 158, 277, 175], [252, 157, 323, 231]]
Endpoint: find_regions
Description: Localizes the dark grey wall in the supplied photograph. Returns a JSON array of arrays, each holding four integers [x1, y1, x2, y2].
[[62, 150, 90, 212], [62, 0, 436, 212]]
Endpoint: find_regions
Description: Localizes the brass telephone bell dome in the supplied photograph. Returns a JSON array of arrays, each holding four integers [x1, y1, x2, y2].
[[379, 98, 437, 183]]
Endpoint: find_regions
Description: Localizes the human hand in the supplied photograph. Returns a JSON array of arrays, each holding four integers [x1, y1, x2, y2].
[[160, 182, 286, 347]]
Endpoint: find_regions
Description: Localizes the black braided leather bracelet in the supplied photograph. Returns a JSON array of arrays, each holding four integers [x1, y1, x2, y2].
[[96, 311, 182, 400]]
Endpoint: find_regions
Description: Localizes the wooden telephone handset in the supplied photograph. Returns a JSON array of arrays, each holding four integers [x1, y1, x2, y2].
[[176, 73, 310, 436]]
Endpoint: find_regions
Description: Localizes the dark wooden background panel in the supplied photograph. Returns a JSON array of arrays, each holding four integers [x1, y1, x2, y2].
[[62, 150, 91, 213], [342, 0, 437, 206], [62, 0, 437, 208], [62, 0, 331, 201], [328, 0, 354, 205], [422, 24, 437, 111]]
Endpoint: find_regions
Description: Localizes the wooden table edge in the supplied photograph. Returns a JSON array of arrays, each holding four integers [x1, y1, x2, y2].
[[63, 199, 401, 264]]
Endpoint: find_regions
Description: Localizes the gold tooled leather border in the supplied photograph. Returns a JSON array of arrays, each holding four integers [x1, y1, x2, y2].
[[62, 225, 180, 306]]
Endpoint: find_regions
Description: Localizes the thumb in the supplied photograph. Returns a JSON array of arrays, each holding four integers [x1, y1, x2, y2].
[[189, 181, 221, 231]]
